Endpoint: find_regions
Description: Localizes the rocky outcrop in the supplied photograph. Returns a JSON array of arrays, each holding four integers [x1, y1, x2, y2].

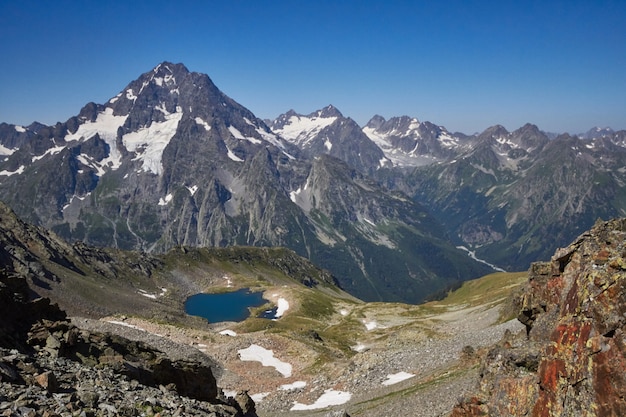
[[452, 218, 626, 416], [0, 268, 255, 416]]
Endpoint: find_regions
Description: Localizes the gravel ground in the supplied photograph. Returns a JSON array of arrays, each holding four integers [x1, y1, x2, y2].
[[70, 300, 524, 417]]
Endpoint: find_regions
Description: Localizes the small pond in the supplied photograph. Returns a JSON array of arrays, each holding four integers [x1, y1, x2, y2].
[[185, 288, 277, 322]]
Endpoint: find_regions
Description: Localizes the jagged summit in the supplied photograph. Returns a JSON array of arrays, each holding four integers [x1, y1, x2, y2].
[[271, 105, 388, 174], [311, 104, 343, 118]]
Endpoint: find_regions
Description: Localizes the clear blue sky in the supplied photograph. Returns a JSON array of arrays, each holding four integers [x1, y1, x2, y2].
[[1, 0, 624, 134]]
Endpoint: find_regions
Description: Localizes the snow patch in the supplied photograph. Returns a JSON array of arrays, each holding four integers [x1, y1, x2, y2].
[[237, 344, 292, 377], [250, 393, 270, 403], [154, 102, 170, 116], [0, 143, 16, 156], [351, 342, 368, 352], [14, 125, 26, 133], [339, 309, 349, 316], [126, 89, 137, 100], [62, 193, 91, 211], [158, 194, 173, 206], [219, 330, 237, 337], [228, 126, 245, 139], [0, 165, 25, 176], [195, 117, 211, 131], [280, 381, 307, 391], [228, 125, 262, 144], [274, 114, 337, 147], [363, 320, 378, 331], [223, 275, 233, 288], [274, 298, 289, 318], [324, 138, 333, 151], [382, 371, 415, 386], [123, 107, 183, 175], [256, 127, 286, 149], [226, 146, 244, 162], [290, 389, 352, 411], [32, 145, 65, 162], [65, 107, 127, 171], [186, 185, 198, 196], [137, 288, 168, 299]]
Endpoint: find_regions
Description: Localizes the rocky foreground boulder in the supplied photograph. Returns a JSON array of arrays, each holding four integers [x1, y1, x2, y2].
[[0, 269, 256, 417], [452, 218, 626, 416]]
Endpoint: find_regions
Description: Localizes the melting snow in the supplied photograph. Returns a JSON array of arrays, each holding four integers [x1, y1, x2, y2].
[[31, 145, 66, 163], [76, 154, 107, 177], [291, 389, 352, 411], [0, 165, 25, 176], [223, 275, 233, 288], [228, 126, 245, 139], [250, 393, 270, 403], [158, 193, 173, 206], [228, 125, 262, 144], [351, 342, 368, 352], [280, 381, 307, 390], [274, 298, 289, 318], [226, 146, 244, 162], [123, 108, 183, 175], [0, 143, 16, 156], [289, 187, 302, 204], [194, 117, 211, 131], [154, 103, 171, 116], [219, 330, 237, 337], [363, 320, 378, 331], [382, 371, 415, 386], [238, 344, 292, 377], [108, 93, 121, 104], [137, 288, 168, 299], [256, 127, 286, 149]]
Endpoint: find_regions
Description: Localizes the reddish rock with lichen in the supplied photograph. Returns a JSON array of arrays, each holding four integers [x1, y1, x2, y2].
[[452, 218, 626, 417]]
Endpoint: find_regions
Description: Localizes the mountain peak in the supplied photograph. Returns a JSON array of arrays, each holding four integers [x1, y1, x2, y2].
[[312, 105, 343, 119], [152, 61, 189, 75], [365, 115, 386, 129]]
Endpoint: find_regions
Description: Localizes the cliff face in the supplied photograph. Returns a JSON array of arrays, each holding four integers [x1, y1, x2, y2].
[[452, 218, 626, 416]]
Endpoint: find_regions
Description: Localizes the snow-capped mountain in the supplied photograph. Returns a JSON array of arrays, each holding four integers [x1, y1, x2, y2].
[[0, 62, 493, 304], [362, 115, 466, 167], [269, 105, 390, 175]]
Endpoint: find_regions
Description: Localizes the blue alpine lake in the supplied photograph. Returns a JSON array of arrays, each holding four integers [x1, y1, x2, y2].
[[185, 288, 276, 322]]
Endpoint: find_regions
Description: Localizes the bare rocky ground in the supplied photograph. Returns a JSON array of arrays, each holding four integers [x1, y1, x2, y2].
[[73, 294, 524, 417]]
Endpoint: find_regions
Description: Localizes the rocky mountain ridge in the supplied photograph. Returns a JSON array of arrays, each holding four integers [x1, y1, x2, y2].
[[0, 62, 493, 304]]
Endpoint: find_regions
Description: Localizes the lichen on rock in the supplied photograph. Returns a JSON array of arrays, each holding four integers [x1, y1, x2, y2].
[[452, 218, 626, 416]]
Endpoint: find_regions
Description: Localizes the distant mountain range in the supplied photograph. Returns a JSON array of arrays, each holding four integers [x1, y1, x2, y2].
[[1, 61, 625, 303]]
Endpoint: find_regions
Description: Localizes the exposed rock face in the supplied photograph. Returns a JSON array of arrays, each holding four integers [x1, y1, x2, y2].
[[0, 269, 253, 416], [452, 218, 626, 416]]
